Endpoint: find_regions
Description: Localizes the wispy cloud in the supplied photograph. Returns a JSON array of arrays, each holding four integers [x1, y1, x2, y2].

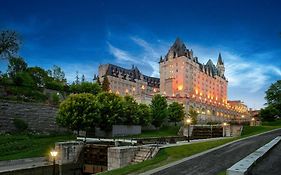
[[107, 42, 137, 63]]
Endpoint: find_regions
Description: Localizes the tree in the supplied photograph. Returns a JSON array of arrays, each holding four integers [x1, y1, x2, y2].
[[150, 94, 168, 128], [122, 95, 139, 125], [26, 67, 49, 87], [259, 105, 279, 121], [57, 93, 100, 134], [265, 80, 281, 112], [96, 92, 123, 131], [81, 74, 85, 83], [69, 82, 101, 95], [188, 107, 198, 124], [137, 103, 152, 126], [13, 71, 36, 87], [0, 30, 21, 60], [7, 57, 27, 77], [75, 71, 79, 84], [102, 75, 110, 92], [168, 102, 185, 126], [48, 65, 66, 83]]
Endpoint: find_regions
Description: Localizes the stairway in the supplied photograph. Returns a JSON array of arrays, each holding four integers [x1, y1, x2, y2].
[[132, 147, 155, 163]]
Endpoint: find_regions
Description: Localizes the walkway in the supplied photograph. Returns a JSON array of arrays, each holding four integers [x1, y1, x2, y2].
[[141, 129, 281, 175]]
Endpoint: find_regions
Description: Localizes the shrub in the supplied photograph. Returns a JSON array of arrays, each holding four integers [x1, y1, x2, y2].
[[13, 118, 28, 132], [51, 93, 60, 105]]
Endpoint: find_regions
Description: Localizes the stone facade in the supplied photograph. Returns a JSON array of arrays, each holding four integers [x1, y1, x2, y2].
[[97, 64, 160, 104], [0, 100, 63, 133], [159, 38, 250, 122]]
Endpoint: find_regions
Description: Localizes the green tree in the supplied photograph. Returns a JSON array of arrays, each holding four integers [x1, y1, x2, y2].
[[265, 80, 281, 112], [122, 95, 139, 125], [57, 93, 100, 134], [102, 75, 110, 92], [168, 102, 185, 126], [69, 82, 101, 95], [96, 92, 123, 131], [26, 66, 49, 87], [7, 57, 27, 78], [0, 30, 21, 60], [48, 65, 66, 83], [137, 103, 152, 126], [13, 71, 36, 87], [150, 94, 168, 128], [260, 105, 279, 121], [81, 74, 85, 82], [188, 107, 198, 124]]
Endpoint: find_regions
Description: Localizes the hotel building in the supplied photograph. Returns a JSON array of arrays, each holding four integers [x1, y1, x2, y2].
[[98, 38, 250, 122]]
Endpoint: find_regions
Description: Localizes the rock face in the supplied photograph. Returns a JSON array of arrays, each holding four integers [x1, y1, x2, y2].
[[0, 100, 63, 133]]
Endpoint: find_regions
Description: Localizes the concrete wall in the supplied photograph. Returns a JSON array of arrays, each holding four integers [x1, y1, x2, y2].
[[55, 141, 84, 165], [0, 100, 63, 133], [95, 125, 141, 137], [107, 146, 139, 170]]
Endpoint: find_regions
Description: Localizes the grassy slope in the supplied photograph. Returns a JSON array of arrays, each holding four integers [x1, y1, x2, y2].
[[100, 121, 281, 175], [0, 134, 75, 161], [123, 126, 180, 138]]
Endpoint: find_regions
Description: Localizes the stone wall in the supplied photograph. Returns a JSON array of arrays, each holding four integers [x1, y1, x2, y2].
[[107, 146, 139, 170], [0, 100, 63, 133]]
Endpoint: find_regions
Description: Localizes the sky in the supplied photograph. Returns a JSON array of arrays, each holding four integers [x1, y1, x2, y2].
[[0, 0, 281, 109]]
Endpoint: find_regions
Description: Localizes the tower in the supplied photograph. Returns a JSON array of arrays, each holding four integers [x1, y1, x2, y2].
[[216, 53, 225, 77]]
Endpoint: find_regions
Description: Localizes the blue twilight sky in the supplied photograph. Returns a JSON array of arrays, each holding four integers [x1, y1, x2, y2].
[[1, 0, 281, 109]]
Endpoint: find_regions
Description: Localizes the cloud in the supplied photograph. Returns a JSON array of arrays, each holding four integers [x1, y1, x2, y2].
[[189, 45, 281, 93], [107, 42, 137, 63]]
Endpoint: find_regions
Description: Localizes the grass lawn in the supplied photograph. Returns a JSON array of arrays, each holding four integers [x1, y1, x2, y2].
[[125, 126, 180, 138], [100, 120, 281, 175], [0, 134, 75, 161]]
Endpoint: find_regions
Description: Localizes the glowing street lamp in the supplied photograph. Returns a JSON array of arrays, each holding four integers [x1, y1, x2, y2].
[[50, 150, 58, 175], [222, 122, 228, 137], [186, 118, 192, 142]]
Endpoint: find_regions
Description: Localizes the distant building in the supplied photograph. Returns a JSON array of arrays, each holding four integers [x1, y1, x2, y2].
[[97, 38, 250, 122], [97, 64, 159, 104]]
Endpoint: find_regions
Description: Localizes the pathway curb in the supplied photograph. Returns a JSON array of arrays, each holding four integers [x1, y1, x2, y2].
[[140, 128, 281, 175]]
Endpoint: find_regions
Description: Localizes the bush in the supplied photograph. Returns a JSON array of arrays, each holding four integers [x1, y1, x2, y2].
[[13, 72, 36, 88], [51, 93, 60, 105], [13, 118, 28, 132], [45, 80, 64, 91]]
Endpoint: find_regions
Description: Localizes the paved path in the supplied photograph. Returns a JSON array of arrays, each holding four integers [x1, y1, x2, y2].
[[143, 129, 281, 175], [251, 141, 281, 175]]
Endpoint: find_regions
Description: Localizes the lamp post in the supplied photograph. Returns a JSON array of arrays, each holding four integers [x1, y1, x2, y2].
[[222, 122, 228, 137], [186, 118, 192, 142], [251, 117, 255, 126], [50, 150, 58, 175]]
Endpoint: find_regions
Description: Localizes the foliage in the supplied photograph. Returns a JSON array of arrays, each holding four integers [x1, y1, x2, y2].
[[7, 57, 27, 78], [13, 71, 36, 87], [69, 82, 101, 95], [259, 105, 279, 121], [57, 93, 100, 133], [51, 93, 60, 105], [150, 94, 168, 128], [96, 76, 101, 85], [48, 65, 66, 83], [188, 107, 198, 124], [102, 75, 110, 92], [168, 102, 185, 125], [12, 118, 28, 132], [26, 66, 49, 87], [122, 95, 139, 125], [265, 80, 281, 112], [45, 80, 64, 91], [0, 30, 21, 60], [96, 92, 123, 131], [137, 103, 152, 126]]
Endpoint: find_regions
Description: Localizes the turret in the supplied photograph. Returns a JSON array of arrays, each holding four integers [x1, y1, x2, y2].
[[216, 53, 225, 77]]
